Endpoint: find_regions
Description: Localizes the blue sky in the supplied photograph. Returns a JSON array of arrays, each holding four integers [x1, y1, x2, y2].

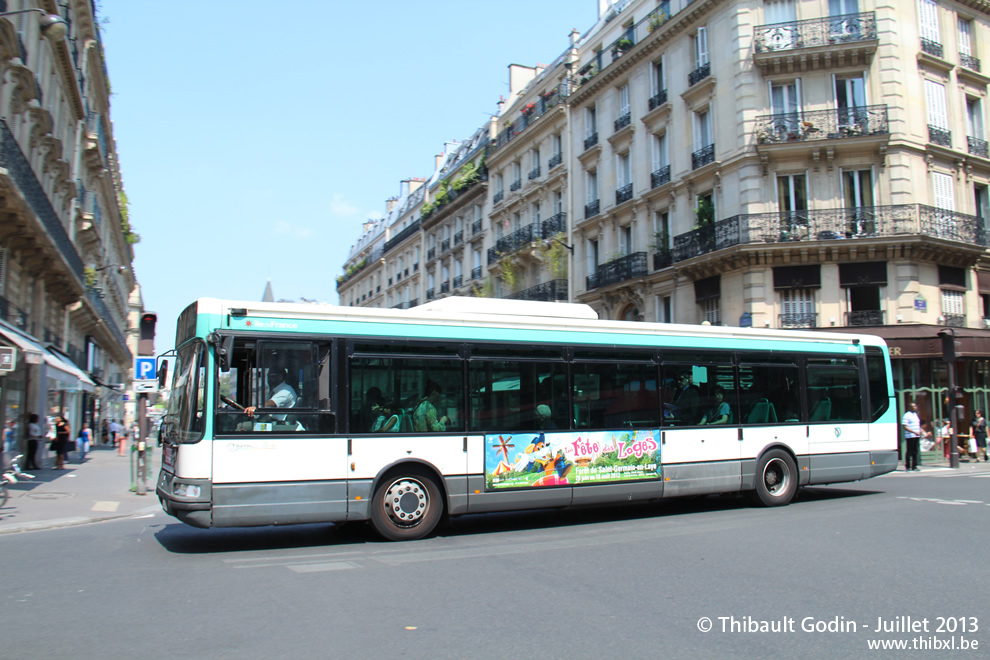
[[99, 0, 596, 354]]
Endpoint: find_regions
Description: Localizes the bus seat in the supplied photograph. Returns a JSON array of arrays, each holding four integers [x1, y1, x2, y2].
[[810, 397, 832, 421], [746, 399, 777, 424], [398, 411, 413, 433]]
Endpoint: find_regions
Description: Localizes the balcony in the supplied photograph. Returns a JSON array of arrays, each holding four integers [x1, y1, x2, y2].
[[542, 212, 566, 237], [943, 313, 966, 328], [961, 53, 982, 72], [427, 247, 436, 261], [615, 183, 633, 205], [471, 219, 482, 235], [969, 136, 989, 159], [471, 266, 482, 280], [509, 179, 521, 192], [755, 105, 889, 144], [384, 218, 421, 254], [427, 288, 435, 301], [493, 190, 504, 204], [755, 12, 877, 54], [648, 90, 668, 111], [614, 113, 631, 132], [586, 252, 648, 290], [779, 313, 817, 329], [490, 79, 573, 154], [688, 62, 711, 87], [409, 298, 419, 308], [528, 166, 541, 180], [921, 38, 944, 59], [548, 152, 562, 169], [846, 310, 884, 326], [672, 204, 987, 263], [651, 165, 670, 188], [691, 143, 715, 170], [507, 279, 568, 302], [441, 238, 451, 253], [585, 199, 600, 219], [441, 281, 450, 294], [491, 222, 542, 256], [454, 230, 463, 246], [928, 125, 952, 148], [453, 275, 463, 289], [653, 250, 672, 270], [584, 133, 599, 151]]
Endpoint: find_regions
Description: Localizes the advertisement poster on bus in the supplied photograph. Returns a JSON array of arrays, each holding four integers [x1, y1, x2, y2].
[[485, 429, 662, 490]]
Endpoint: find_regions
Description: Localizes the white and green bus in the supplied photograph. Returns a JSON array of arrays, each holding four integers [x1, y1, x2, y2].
[[156, 297, 897, 541]]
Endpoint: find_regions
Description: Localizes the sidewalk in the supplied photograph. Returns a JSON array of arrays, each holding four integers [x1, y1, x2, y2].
[[0, 443, 161, 534]]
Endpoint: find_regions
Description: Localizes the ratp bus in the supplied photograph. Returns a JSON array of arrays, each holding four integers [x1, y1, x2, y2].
[[156, 296, 898, 541]]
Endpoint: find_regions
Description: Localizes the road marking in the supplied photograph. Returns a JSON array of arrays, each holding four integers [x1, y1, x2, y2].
[[287, 562, 357, 573], [956, 500, 984, 504], [91, 501, 120, 512], [936, 501, 966, 505]]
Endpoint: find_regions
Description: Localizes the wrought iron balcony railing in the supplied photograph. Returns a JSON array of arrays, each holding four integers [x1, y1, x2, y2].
[[441, 281, 450, 294], [653, 250, 672, 270], [587, 252, 648, 290], [452, 275, 462, 289], [672, 204, 987, 263], [384, 218, 421, 254], [779, 313, 817, 329], [542, 212, 566, 237], [651, 165, 671, 188], [427, 288, 435, 300], [548, 152, 562, 169], [921, 38, 944, 58], [847, 310, 884, 326], [585, 199, 600, 219], [472, 219, 483, 235], [427, 247, 436, 261], [409, 298, 419, 308], [943, 313, 966, 328], [441, 238, 450, 253], [961, 53, 982, 71], [614, 113, 631, 132], [688, 62, 711, 87], [454, 231, 463, 246], [584, 133, 599, 151], [692, 143, 715, 170], [471, 266, 482, 280], [754, 12, 877, 53], [755, 105, 889, 144], [968, 136, 989, 159], [648, 90, 668, 111], [491, 79, 574, 154], [616, 183, 633, 205], [528, 166, 541, 180], [510, 179, 521, 192], [493, 190, 504, 204], [929, 125, 952, 147], [507, 279, 568, 302]]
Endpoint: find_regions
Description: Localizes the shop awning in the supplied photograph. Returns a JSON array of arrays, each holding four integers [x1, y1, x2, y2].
[[817, 324, 990, 359], [0, 320, 45, 365]]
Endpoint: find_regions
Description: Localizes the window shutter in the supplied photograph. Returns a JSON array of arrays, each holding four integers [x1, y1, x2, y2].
[[918, 0, 939, 43], [932, 171, 954, 211], [925, 79, 948, 130], [839, 262, 888, 287], [958, 18, 972, 56], [696, 27, 709, 67], [619, 85, 630, 115]]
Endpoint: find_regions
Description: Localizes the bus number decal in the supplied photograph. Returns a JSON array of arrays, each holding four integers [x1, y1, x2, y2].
[[485, 430, 662, 490]]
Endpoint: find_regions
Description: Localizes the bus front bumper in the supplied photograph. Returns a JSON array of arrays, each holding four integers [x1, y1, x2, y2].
[[157, 470, 213, 528]]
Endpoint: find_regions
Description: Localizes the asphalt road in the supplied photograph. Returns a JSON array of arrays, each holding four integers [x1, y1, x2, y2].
[[2, 470, 988, 659]]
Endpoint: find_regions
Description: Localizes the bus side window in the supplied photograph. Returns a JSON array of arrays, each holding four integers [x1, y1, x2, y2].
[[807, 358, 862, 422], [739, 361, 800, 424]]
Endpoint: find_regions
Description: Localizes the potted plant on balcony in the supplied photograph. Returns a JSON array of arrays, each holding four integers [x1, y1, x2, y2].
[[612, 38, 634, 58], [648, 10, 667, 33], [650, 231, 672, 268], [695, 198, 716, 252]]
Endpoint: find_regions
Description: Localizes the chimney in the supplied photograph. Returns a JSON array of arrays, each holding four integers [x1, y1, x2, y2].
[[386, 196, 399, 212]]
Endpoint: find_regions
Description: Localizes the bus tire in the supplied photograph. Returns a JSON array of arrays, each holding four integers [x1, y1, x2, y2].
[[370, 470, 443, 541], [749, 449, 797, 507]]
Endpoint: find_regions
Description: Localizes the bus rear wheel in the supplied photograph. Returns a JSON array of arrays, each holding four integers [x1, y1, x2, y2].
[[370, 471, 443, 541], [750, 449, 797, 507]]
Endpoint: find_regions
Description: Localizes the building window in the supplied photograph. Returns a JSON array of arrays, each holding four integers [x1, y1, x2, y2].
[[941, 289, 965, 326], [703, 299, 721, 325], [925, 79, 951, 146], [840, 261, 886, 326], [781, 289, 815, 328]]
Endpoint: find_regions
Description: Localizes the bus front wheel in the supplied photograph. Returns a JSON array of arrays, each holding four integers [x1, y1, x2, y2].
[[750, 449, 797, 507], [370, 471, 443, 541]]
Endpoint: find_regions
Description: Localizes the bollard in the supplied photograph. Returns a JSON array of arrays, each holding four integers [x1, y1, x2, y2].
[[136, 437, 147, 495], [129, 442, 136, 491]]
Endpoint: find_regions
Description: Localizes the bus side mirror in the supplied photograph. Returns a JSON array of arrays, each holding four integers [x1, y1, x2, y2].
[[219, 335, 234, 372], [157, 361, 169, 389]]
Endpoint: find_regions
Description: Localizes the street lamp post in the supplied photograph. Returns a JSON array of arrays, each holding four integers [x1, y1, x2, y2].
[[0, 8, 69, 42]]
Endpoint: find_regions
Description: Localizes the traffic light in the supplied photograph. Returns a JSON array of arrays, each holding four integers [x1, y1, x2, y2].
[[139, 312, 157, 356]]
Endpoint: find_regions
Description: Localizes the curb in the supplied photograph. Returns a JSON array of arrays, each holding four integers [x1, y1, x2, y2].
[[0, 503, 161, 535]]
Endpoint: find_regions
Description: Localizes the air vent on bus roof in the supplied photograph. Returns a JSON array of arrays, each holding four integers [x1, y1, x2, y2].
[[413, 296, 599, 320]]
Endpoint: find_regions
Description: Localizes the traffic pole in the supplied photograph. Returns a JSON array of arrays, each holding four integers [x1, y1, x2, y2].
[[136, 392, 147, 495]]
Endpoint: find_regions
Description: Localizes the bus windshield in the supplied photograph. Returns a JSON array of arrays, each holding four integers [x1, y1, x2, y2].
[[164, 341, 206, 444]]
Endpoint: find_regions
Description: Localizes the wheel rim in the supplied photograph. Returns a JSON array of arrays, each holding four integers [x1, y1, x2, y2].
[[762, 457, 791, 497], [382, 477, 429, 528]]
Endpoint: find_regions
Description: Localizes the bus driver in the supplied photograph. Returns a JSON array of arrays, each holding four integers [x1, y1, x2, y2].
[[244, 367, 297, 419]]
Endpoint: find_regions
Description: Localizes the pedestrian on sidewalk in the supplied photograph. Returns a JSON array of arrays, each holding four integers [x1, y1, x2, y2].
[[901, 402, 927, 471], [117, 424, 127, 457], [53, 415, 70, 470], [77, 422, 91, 462], [101, 419, 109, 446], [24, 413, 42, 470], [971, 410, 988, 463]]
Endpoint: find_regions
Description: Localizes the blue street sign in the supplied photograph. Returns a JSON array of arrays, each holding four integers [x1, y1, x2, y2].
[[135, 357, 157, 381]]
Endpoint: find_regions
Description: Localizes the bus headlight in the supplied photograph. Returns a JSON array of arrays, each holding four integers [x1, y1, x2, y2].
[[173, 483, 201, 498]]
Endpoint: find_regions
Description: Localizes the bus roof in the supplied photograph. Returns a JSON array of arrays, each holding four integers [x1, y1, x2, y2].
[[187, 297, 887, 351]]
